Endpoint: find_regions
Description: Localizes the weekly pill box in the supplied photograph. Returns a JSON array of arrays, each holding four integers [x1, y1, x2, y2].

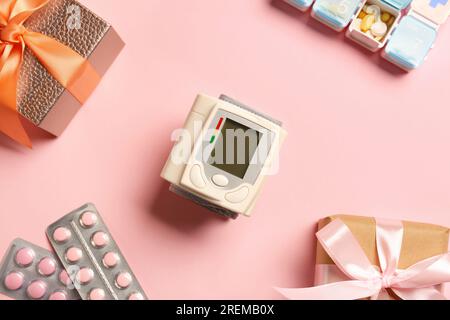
[[46, 203, 147, 300], [283, 0, 450, 70], [0, 238, 80, 300]]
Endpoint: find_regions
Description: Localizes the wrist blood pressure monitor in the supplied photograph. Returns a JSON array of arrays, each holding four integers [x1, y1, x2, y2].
[[161, 94, 287, 219]]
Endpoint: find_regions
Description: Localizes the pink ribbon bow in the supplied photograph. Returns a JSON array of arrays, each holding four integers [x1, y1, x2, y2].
[[277, 218, 450, 300]]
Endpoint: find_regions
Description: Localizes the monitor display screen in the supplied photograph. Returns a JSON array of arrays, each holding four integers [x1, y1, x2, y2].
[[209, 118, 262, 179]]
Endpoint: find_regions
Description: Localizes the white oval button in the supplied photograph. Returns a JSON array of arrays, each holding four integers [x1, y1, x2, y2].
[[190, 165, 206, 188], [225, 187, 249, 204], [212, 174, 229, 187]]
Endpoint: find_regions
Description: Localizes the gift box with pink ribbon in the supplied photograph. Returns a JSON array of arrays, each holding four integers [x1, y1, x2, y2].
[[277, 215, 450, 300], [0, 0, 124, 147]]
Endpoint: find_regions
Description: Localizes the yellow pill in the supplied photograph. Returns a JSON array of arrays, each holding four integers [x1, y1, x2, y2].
[[381, 12, 391, 23], [360, 15, 375, 32], [388, 16, 395, 26], [358, 11, 367, 19]]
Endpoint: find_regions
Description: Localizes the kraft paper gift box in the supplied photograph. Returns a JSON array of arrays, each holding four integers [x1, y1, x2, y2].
[[315, 215, 450, 300], [17, 0, 124, 136]]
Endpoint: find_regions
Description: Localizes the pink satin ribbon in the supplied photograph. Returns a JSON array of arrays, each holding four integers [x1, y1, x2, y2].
[[277, 219, 450, 300]]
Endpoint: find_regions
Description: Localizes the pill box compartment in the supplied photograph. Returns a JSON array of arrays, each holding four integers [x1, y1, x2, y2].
[[311, 0, 364, 31], [285, 0, 315, 12], [382, 0, 450, 70], [347, 0, 406, 51], [382, 13, 437, 70], [410, 0, 450, 26]]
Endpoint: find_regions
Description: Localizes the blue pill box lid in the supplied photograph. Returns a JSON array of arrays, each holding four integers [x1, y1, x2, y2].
[[312, 0, 363, 30], [384, 15, 437, 69], [412, 0, 450, 25], [384, 0, 413, 10], [286, 0, 315, 10]]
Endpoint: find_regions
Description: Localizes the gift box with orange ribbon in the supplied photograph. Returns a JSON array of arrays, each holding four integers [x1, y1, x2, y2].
[[0, 0, 124, 147], [277, 215, 450, 300]]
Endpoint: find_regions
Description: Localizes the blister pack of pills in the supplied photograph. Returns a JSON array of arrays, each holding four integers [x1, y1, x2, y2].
[[0, 238, 80, 300], [46, 203, 147, 300]]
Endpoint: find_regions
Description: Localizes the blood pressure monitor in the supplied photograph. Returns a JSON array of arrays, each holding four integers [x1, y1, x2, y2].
[[161, 94, 287, 219]]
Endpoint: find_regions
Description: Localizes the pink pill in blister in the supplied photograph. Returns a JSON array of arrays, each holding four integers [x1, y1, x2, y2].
[[80, 212, 98, 228], [59, 270, 72, 287], [128, 292, 144, 300], [89, 288, 106, 300], [27, 280, 47, 299], [4, 272, 24, 291], [49, 291, 67, 300], [38, 257, 57, 276], [46, 206, 147, 300], [65, 247, 83, 263], [91, 231, 109, 248], [116, 272, 132, 289], [53, 227, 72, 243], [15, 247, 35, 267], [76, 267, 94, 285], [102, 252, 120, 268], [1, 239, 81, 300]]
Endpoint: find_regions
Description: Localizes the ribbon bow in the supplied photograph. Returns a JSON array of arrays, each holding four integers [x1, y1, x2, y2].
[[0, 0, 100, 147], [277, 218, 450, 300]]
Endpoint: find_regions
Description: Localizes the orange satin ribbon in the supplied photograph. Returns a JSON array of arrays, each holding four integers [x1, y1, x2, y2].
[[0, 0, 100, 148]]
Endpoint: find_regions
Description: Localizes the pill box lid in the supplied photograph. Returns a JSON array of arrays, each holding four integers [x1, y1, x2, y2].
[[385, 0, 412, 10], [412, 0, 450, 25]]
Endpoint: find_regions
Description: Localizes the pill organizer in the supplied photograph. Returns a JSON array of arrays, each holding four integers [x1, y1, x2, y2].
[[285, 0, 315, 11], [383, 0, 450, 70], [283, 0, 450, 69], [46, 203, 148, 300], [347, 0, 412, 51], [0, 238, 80, 300], [311, 0, 364, 30], [161, 94, 287, 219]]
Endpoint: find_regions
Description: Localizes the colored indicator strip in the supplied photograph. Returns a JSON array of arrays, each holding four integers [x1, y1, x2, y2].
[[210, 117, 224, 144]]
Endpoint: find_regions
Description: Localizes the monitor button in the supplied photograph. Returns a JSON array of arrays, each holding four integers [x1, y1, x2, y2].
[[212, 174, 229, 187], [190, 165, 206, 188], [225, 187, 249, 204]]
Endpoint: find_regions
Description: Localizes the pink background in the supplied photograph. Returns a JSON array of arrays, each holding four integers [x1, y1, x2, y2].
[[1, 0, 450, 299]]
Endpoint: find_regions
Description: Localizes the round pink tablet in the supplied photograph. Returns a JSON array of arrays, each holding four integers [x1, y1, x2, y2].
[[91, 231, 109, 248], [4, 272, 24, 291], [89, 288, 106, 300], [76, 267, 94, 285], [65, 247, 83, 263], [128, 292, 144, 300], [49, 291, 67, 300], [80, 212, 98, 228], [38, 257, 57, 276], [59, 270, 72, 287], [15, 247, 35, 267], [53, 227, 71, 243], [27, 280, 47, 299], [115, 272, 132, 289], [102, 252, 120, 268]]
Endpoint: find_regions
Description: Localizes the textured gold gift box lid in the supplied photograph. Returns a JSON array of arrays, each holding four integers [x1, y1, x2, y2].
[[316, 215, 449, 270], [18, 0, 124, 136]]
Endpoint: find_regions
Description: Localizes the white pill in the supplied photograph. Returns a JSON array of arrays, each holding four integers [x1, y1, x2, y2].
[[366, 5, 381, 18], [371, 21, 388, 37]]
